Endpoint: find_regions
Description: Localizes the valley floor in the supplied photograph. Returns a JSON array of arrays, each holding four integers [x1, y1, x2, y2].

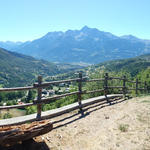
[[34, 95, 150, 150]]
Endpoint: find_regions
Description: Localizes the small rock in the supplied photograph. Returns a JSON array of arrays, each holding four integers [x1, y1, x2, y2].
[[104, 114, 109, 119], [46, 136, 51, 142], [105, 116, 109, 119], [41, 136, 45, 141], [57, 134, 62, 139]]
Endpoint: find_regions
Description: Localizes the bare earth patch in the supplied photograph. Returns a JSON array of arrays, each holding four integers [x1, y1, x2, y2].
[[36, 96, 150, 150]]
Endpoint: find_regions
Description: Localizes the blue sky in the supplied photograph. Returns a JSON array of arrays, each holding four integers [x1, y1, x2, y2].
[[0, 0, 150, 41]]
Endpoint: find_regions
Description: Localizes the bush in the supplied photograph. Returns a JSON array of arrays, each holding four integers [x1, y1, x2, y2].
[[26, 106, 37, 115], [3, 112, 12, 119]]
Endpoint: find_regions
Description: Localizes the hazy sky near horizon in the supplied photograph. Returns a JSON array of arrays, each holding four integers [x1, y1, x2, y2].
[[0, 0, 150, 41]]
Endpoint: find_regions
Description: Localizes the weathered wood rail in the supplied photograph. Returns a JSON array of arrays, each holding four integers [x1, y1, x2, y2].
[[0, 73, 148, 126]]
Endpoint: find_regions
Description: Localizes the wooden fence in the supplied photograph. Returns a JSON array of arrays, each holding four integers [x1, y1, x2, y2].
[[0, 73, 148, 123]]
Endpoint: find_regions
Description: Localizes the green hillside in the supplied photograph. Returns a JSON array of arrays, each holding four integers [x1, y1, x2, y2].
[[94, 54, 150, 76], [84, 54, 150, 97], [0, 48, 81, 87]]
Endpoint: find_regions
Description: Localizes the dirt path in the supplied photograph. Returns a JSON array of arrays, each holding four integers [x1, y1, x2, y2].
[[34, 96, 150, 150]]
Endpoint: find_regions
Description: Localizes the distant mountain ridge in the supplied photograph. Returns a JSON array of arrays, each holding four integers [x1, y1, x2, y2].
[[1, 26, 150, 64], [0, 41, 23, 51]]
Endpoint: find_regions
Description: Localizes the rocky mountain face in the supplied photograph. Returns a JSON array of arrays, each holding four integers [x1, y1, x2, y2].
[[1, 26, 150, 64]]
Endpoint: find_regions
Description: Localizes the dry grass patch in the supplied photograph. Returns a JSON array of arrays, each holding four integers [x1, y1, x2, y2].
[[118, 124, 129, 132]]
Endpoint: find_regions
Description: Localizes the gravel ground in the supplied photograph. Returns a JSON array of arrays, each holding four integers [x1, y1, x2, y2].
[[35, 96, 150, 150]]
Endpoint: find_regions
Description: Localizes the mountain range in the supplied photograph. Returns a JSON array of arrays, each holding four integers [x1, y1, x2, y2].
[[1, 26, 150, 64]]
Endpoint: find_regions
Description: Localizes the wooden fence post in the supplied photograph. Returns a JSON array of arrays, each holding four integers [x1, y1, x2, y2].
[[36, 76, 42, 120], [123, 75, 126, 98], [136, 78, 138, 96], [78, 72, 83, 113], [104, 73, 110, 104], [144, 81, 147, 94]]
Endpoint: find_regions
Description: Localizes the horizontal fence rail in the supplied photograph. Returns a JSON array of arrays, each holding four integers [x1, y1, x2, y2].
[[0, 86, 36, 92], [0, 72, 148, 124], [33, 78, 80, 88], [34, 91, 80, 104], [0, 102, 34, 110], [83, 78, 104, 82]]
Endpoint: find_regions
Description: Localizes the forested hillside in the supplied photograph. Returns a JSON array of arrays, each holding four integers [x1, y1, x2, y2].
[[0, 48, 82, 87], [93, 53, 150, 76], [79, 54, 150, 100]]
